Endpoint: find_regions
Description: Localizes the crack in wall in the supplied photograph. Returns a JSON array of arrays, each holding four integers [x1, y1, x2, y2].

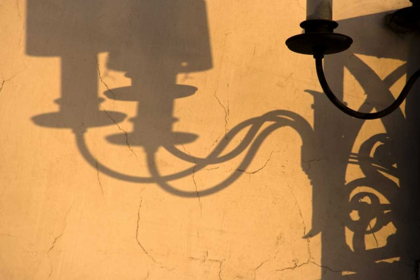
[[47, 202, 75, 279], [302, 157, 328, 172], [212, 32, 231, 141], [0, 81, 5, 94], [254, 260, 269, 271], [218, 260, 224, 280], [189, 251, 210, 263], [180, 144, 202, 216], [206, 167, 220, 171], [99, 104, 139, 162], [237, 151, 276, 174], [95, 161, 104, 196], [210, 136, 221, 148], [253, 259, 269, 279], [96, 63, 116, 103], [276, 258, 312, 272], [189, 253, 225, 279], [214, 91, 229, 140], [135, 199, 175, 272], [280, 185, 314, 271], [276, 260, 346, 278], [275, 186, 348, 278], [15, 0, 22, 19], [310, 261, 347, 274], [87, 31, 116, 106], [192, 164, 202, 215], [0, 73, 18, 94], [136, 199, 158, 263]]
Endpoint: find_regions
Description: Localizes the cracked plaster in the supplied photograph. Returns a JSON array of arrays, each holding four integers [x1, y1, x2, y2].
[[0, 0, 416, 279]]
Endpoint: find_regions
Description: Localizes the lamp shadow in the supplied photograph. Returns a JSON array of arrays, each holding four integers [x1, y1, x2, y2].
[[25, 1, 420, 279], [26, 0, 319, 198]]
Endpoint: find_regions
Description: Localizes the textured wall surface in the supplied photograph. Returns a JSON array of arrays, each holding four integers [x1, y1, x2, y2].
[[0, 0, 419, 279]]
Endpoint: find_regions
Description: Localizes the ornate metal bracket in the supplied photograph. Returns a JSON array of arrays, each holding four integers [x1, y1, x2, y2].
[[285, 1, 420, 119]]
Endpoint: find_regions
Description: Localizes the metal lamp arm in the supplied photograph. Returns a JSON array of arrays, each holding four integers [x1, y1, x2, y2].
[[315, 54, 420, 120]]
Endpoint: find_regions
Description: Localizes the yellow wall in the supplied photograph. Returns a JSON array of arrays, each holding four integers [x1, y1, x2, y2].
[[0, 0, 419, 279]]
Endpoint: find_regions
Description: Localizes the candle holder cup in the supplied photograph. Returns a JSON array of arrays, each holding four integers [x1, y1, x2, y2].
[[286, 19, 353, 57], [386, 0, 420, 34]]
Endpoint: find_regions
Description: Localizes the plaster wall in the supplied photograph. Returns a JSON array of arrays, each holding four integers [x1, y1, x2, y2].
[[0, 0, 419, 279]]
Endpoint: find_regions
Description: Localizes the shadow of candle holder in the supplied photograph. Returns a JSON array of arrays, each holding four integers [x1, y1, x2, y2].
[[27, 0, 127, 131], [101, 0, 212, 151]]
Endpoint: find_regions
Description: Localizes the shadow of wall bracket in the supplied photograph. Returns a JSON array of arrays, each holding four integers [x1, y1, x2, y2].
[[286, 0, 420, 120]]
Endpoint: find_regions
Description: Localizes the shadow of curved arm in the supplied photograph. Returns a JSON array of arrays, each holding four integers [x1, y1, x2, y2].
[[316, 55, 420, 119], [74, 110, 314, 197], [164, 110, 313, 163]]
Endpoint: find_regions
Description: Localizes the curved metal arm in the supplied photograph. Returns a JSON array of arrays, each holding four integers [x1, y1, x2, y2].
[[315, 55, 420, 119]]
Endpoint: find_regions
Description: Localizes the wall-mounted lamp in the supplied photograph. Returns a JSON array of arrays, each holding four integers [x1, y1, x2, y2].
[[286, 0, 420, 119]]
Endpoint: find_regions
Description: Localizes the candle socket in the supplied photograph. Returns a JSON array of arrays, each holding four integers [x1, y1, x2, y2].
[[301, 19, 337, 33], [386, 1, 420, 34], [286, 19, 352, 57]]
